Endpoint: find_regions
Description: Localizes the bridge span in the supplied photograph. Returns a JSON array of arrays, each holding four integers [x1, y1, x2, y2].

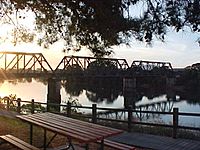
[[0, 51, 53, 79], [0, 51, 174, 79]]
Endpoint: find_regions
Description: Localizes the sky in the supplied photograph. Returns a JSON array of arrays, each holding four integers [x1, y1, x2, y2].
[[0, 8, 199, 69], [0, 28, 199, 69], [113, 31, 200, 68]]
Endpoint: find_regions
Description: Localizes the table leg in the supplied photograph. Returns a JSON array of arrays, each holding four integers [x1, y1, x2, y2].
[[46, 133, 57, 147], [30, 124, 33, 145], [85, 143, 89, 150], [100, 139, 104, 150], [43, 129, 46, 150], [66, 137, 75, 150]]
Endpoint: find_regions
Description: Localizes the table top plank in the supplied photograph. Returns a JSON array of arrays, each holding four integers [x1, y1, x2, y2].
[[17, 113, 123, 144], [22, 115, 104, 140], [30, 113, 121, 137], [43, 113, 122, 135], [17, 115, 93, 143]]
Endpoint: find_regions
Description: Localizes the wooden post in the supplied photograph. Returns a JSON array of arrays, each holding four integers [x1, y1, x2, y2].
[[128, 105, 132, 132], [139, 106, 142, 121], [7, 98, 10, 111], [31, 99, 34, 114], [67, 101, 71, 117], [43, 129, 47, 149], [30, 124, 33, 145], [173, 107, 179, 138], [47, 102, 49, 112], [17, 98, 21, 113], [92, 104, 97, 124]]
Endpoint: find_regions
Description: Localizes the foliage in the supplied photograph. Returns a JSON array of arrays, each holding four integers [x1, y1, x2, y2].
[[21, 103, 45, 113], [0, 94, 17, 110], [63, 96, 82, 113], [0, 0, 199, 56], [177, 68, 200, 88], [86, 59, 118, 75], [63, 80, 83, 97]]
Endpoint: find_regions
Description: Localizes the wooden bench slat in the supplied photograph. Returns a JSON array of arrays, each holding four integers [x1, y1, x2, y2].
[[0, 135, 39, 150], [6, 135, 39, 150]]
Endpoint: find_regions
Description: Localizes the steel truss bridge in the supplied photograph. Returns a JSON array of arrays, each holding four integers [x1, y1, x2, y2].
[[0, 52, 53, 79], [0, 51, 174, 79]]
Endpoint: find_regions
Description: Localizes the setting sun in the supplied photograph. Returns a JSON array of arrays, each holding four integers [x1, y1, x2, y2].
[[0, 82, 12, 97]]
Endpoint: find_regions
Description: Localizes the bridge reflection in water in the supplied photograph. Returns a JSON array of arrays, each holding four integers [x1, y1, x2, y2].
[[96, 88, 178, 121]]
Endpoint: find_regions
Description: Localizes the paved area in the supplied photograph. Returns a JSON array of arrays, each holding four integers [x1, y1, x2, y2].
[[109, 132, 200, 150], [1, 110, 200, 150]]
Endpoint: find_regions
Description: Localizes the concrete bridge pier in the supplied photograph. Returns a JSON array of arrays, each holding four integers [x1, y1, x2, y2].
[[47, 78, 61, 111], [166, 77, 176, 101], [123, 78, 137, 108], [166, 77, 175, 88], [166, 88, 176, 101], [123, 78, 137, 91]]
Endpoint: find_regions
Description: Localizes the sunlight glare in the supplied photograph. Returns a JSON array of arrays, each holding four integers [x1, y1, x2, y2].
[[0, 82, 12, 98]]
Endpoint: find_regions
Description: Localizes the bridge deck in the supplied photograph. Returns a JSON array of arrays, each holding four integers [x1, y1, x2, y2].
[[109, 132, 200, 150]]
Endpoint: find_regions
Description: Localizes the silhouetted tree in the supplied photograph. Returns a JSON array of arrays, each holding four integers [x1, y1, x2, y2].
[[0, 0, 199, 56]]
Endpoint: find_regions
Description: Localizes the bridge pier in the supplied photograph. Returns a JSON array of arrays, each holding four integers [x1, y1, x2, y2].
[[123, 78, 137, 91], [123, 78, 137, 108], [166, 88, 176, 101], [47, 78, 61, 111], [166, 77, 175, 88]]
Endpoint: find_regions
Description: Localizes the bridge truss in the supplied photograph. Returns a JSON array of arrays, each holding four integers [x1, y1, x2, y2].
[[54, 56, 129, 77], [128, 60, 173, 77], [0, 52, 175, 79], [0, 51, 53, 79]]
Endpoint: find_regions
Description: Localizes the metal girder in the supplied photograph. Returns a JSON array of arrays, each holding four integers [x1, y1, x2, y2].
[[55, 55, 129, 71], [131, 60, 173, 71], [0, 51, 53, 78]]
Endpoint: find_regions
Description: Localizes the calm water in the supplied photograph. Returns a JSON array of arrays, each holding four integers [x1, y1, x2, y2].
[[0, 78, 200, 127]]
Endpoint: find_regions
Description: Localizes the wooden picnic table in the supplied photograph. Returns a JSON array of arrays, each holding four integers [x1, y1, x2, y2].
[[17, 112, 123, 150]]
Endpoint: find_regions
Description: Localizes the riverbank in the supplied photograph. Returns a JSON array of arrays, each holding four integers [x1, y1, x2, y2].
[[0, 114, 133, 150], [1, 110, 200, 150]]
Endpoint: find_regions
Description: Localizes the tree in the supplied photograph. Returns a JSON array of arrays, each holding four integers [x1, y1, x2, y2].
[[0, 0, 199, 56]]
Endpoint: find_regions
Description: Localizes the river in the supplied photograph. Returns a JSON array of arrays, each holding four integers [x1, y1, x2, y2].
[[0, 78, 200, 127]]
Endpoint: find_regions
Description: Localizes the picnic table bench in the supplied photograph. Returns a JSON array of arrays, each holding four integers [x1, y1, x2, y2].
[[97, 139, 136, 150], [17, 112, 130, 150], [0, 134, 39, 150]]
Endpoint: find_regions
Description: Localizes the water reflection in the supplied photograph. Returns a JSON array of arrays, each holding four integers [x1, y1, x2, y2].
[[1, 77, 200, 112], [63, 78, 122, 104]]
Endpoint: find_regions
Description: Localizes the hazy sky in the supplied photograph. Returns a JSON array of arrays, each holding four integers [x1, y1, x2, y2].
[[113, 30, 200, 68], [0, 29, 199, 69]]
